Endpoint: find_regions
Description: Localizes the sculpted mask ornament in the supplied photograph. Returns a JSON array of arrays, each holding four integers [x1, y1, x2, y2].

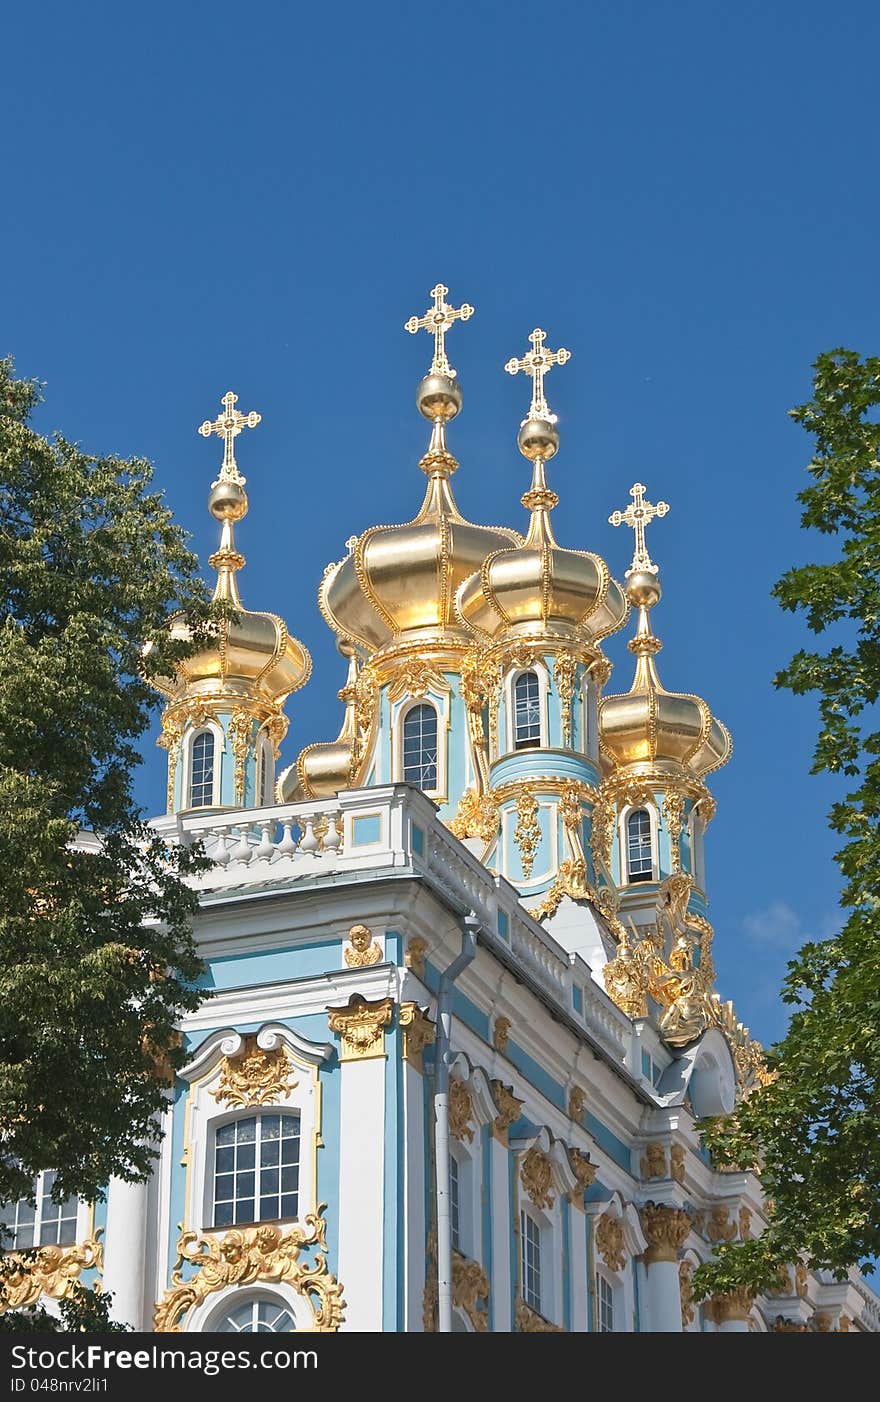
[[521, 1147, 555, 1210], [493, 1015, 511, 1052], [343, 923, 382, 967], [0, 1236, 104, 1314], [211, 1034, 298, 1110], [153, 1212, 344, 1333], [513, 785, 541, 880], [670, 1144, 685, 1183], [595, 1212, 626, 1273], [706, 1205, 736, 1243], [679, 1260, 695, 1326], [405, 936, 428, 978], [449, 1077, 475, 1143], [490, 1079, 523, 1139], [640, 1143, 668, 1181], [568, 1086, 586, 1122]]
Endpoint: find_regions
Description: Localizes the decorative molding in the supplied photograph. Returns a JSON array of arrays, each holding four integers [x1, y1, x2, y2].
[[640, 1143, 668, 1181], [490, 1079, 523, 1141], [515, 1297, 563, 1332], [423, 1241, 490, 1333], [449, 788, 499, 844], [568, 1086, 586, 1122], [0, 1235, 103, 1314], [387, 659, 449, 703], [153, 1212, 344, 1332], [449, 1077, 475, 1143], [640, 1204, 690, 1264], [326, 994, 393, 1061], [227, 708, 253, 805], [595, 1212, 626, 1273], [343, 923, 382, 967], [520, 1146, 555, 1210], [670, 1144, 685, 1183], [398, 1002, 435, 1073], [405, 937, 428, 979], [679, 1259, 695, 1326], [567, 1147, 597, 1202], [513, 784, 541, 880], [662, 789, 686, 874], [210, 1032, 298, 1110], [705, 1287, 754, 1325], [492, 1015, 511, 1053], [553, 651, 578, 748], [706, 1205, 736, 1243]]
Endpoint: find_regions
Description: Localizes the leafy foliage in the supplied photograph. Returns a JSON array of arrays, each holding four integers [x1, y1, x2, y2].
[[0, 356, 211, 1218], [0, 1285, 131, 1333], [694, 349, 880, 1300]]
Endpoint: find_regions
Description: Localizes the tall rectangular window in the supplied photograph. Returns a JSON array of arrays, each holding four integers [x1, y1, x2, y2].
[[514, 672, 541, 750], [402, 704, 439, 790], [213, 1113, 300, 1228], [189, 730, 215, 808], [626, 808, 653, 882], [449, 1155, 461, 1253], [521, 1210, 542, 1314], [597, 1273, 614, 1332], [1, 1171, 78, 1250]]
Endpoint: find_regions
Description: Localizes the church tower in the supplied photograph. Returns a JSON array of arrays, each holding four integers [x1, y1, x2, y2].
[[153, 392, 311, 814]]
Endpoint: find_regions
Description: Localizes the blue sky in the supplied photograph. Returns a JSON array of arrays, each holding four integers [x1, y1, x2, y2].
[[4, 0, 878, 1046]]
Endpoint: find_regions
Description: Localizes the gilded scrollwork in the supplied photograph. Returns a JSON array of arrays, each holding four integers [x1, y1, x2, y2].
[[513, 784, 541, 880], [211, 1034, 298, 1110], [662, 789, 686, 874], [567, 1147, 597, 1197], [553, 651, 578, 748], [227, 708, 253, 805], [515, 1297, 563, 1332], [153, 1212, 344, 1332], [326, 994, 393, 1061], [449, 788, 500, 844], [387, 659, 447, 703], [520, 1146, 555, 1210], [490, 1079, 523, 1139], [449, 1077, 475, 1143], [0, 1236, 104, 1313], [595, 1212, 626, 1273]]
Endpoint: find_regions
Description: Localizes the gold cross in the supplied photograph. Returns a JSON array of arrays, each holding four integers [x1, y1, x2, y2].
[[504, 328, 571, 421], [404, 283, 474, 378], [198, 391, 261, 483], [608, 482, 670, 574]]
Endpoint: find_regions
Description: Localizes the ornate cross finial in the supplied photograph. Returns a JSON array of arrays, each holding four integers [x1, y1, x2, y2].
[[198, 391, 261, 484], [609, 482, 670, 574], [404, 283, 474, 379], [505, 328, 571, 421]]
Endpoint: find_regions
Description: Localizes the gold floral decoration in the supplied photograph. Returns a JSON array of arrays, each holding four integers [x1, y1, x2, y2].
[[343, 923, 381, 967], [595, 1212, 626, 1273], [398, 1002, 435, 1072], [490, 1079, 523, 1139], [211, 1034, 298, 1110], [387, 659, 447, 703], [521, 1147, 555, 1210], [590, 791, 616, 876], [492, 1015, 511, 1052], [153, 1212, 344, 1333], [449, 1077, 475, 1143], [553, 651, 578, 748], [513, 784, 541, 880], [326, 994, 393, 1061], [640, 1204, 690, 1263], [0, 1236, 104, 1314], [449, 788, 500, 844]]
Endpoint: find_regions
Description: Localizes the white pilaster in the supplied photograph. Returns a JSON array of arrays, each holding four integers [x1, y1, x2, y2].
[[103, 1175, 150, 1329], [568, 1203, 589, 1332], [337, 1056, 386, 1330], [643, 1259, 684, 1331], [490, 1135, 512, 1331], [402, 1059, 426, 1331]]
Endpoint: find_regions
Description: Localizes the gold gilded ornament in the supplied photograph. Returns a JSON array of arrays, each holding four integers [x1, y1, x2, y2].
[[405, 936, 428, 978], [386, 659, 448, 703], [398, 1002, 435, 1073], [662, 789, 686, 874], [679, 1260, 695, 1327], [449, 789, 500, 844], [153, 1212, 344, 1333], [670, 1144, 685, 1184], [738, 1205, 753, 1239], [490, 1079, 523, 1139], [521, 1147, 555, 1210], [568, 1086, 586, 1122], [326, 994, 393, 1061], [608, 481, 669, 576], [198, 390, 261, 485], [492, 1015, 511, 1052], [227, 708, 253, 805], [404, 283, 474, 380], [0, 1236, 103, 1314], [505, 328, 571, 423], [211, 1034, 298, 1110], [640, 1143, 668, 1181], [567, 1147, 597, 1198], [343, 923, 382, 967], [554, 652, 578, 748], [795, 1261, 808, 1298], [515, 1298, 562, 1332], [595, 1212, 626, 1273], [423, 1234, 490, 1332], [640, 1204, 690, 1263], [706, 1205, 736, 1243], [449, 1077, 475, 1143], [705, 1287, 754, 1325], [513, 784, 541, 880]]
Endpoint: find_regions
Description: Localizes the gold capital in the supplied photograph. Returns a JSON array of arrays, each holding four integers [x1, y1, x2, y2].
[[198, 390, 261, 484], [640, 1203, 691, 1263], [505, 328, 571, 421], [608, 481, 669, 576], [404, 283, 474, 379], [326, 994, 393, 1061], [398, 1001, 435, 1073]]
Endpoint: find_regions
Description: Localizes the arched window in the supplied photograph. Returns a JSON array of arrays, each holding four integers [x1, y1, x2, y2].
[[1, 1171, 77, 1249], [189, 730, 216, 809], [216, 1296, 296, 1333], [402, 704, 438, 791], [626, 808, 653, 882], [213, 1112, 300, 1228], [514, 671, 541, 750]]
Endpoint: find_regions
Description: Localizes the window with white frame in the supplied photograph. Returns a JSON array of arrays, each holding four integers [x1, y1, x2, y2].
[[596, 1271, 614, 1331], [215, 1295, 296, 1333], [402, 703, 438, 791], [513, 671, 541, 750], [626, 808, 653, 882], [189, 729, 216, 809], [521, 1210, 542, 1314], [257, 736, 274, 807], [1, 1171, 78, 1250], [213, 1113, 300, 1228], [449, 1154, 461, 1253]]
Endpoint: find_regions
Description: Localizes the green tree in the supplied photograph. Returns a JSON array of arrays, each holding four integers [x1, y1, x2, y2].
[[0, 356, 211, 1257], [0, 1286, 131, 1333], [694, 348, 880, 1301]]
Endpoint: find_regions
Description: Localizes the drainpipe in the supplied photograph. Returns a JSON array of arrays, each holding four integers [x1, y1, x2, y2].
[[434, 912, 478, 1333]]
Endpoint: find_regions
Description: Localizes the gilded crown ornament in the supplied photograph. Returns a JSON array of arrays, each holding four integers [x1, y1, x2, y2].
[[198, 390, 261, 486], [608, 481, 669, 577], [405, 282, 474, 379]]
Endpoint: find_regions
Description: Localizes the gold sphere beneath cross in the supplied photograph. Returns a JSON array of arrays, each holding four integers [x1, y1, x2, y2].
[[517, 416, 559, 461], [626, 568, 662, 609], [208, 478, 249, 522], [416, 373, 462, 422]]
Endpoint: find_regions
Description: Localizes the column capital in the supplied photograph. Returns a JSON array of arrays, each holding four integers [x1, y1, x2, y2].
[[705, 1286, 755, 1325]]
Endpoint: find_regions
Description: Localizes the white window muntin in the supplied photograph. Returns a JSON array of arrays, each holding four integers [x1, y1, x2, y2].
[[212, 1110, 301, 1229], [521, 1209, 543, 1313], [180, 719, 224, 811], [503, 665, 550, 754], [392, 691, 449, 800], [618, 802, 660, 885]]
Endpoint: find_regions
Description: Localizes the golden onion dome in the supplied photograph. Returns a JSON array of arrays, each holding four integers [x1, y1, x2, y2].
[[152, 398, 311, 707], [599, 567, 732, 778], [277, 640, 360, 801], [319, 371, 521, 653]]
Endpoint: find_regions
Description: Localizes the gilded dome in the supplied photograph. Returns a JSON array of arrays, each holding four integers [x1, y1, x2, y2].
[[456, 457, 628, 646], [277, 640, 361, 801], [599, 569, 731, 778], [319, 371, 521, 654]]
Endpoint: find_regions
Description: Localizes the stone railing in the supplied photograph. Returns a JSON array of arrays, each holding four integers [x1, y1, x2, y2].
[[150, 784, 630, 1064]]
